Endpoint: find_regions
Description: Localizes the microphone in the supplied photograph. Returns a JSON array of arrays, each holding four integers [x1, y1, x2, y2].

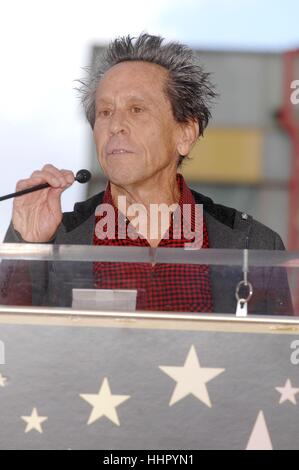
[[0, 169, 92, 202]]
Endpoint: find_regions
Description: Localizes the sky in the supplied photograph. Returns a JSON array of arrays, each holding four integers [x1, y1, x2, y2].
[[0, 0, 299, 241]]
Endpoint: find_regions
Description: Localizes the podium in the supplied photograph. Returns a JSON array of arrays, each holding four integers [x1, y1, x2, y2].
[[0, 244, 299, 450]]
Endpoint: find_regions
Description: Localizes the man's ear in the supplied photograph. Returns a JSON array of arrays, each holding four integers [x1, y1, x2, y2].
[[177, 119, 200, 156]]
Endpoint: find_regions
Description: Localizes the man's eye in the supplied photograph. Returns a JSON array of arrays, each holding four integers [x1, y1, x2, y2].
[[131, 106, 143, 114], [99, 110, 112, 117]]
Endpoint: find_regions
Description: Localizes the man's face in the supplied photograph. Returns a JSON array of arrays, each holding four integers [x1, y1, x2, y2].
[[93, 61, 183, 187]]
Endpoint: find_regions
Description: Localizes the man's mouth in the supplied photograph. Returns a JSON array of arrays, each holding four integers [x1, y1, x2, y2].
[[108, 148, 133, 155]]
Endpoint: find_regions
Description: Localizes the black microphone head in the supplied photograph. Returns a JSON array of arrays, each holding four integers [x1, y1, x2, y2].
[[75, 169, 92, 184]]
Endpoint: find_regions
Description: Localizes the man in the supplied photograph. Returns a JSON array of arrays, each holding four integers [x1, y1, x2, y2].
[[2, 33, 293, 314]]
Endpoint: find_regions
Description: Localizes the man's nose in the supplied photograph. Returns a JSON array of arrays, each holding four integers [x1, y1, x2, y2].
[[109, 110, 128, 135]]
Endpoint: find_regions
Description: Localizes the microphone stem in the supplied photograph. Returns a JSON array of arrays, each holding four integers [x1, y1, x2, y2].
[[0, 183, 50, 202], [0, 169, 90, 202]]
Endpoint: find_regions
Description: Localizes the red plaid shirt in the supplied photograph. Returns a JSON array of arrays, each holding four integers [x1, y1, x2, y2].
[[93, 174, 213, 312]]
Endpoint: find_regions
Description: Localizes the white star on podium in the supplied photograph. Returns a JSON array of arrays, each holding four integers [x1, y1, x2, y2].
[[21, 408, 48, 433], [0, 373, 7, 387], [276, 379, 299, 405], [159, 345, 225, 407], [80, 377, 130, 426]]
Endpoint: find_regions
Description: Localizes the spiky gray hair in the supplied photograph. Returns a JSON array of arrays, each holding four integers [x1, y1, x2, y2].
[[77, 33, 217, 165]]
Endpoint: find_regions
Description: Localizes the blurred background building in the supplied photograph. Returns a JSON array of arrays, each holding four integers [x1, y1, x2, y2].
[[1, 0, 299, 247]]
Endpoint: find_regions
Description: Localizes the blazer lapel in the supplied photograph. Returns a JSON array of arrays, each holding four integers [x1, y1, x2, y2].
[[205, 212, 248, 249], [55, 213, 95, 245]]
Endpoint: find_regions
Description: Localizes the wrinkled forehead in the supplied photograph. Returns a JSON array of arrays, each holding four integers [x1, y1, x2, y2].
[[95, 61, 169, 101]]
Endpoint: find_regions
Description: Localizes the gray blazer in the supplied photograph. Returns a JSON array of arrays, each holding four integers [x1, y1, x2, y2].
[[2, 189, 293, 315]]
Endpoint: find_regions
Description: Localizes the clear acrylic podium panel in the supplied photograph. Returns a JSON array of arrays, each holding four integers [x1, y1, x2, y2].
[[0, 243, 298, 317]]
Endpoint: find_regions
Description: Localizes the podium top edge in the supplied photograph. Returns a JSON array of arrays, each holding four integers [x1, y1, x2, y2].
[[0, 306, 299, 335]]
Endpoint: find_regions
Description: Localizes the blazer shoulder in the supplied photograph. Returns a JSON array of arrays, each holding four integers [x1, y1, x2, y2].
[[191, 189, 285, 249], [246, 217, 286, 250]]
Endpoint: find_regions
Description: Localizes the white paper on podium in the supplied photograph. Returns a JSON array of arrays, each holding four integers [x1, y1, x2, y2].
[[72, 288, 137, 312]]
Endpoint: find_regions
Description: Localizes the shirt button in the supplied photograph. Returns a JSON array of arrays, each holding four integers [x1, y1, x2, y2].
[[241, 212, 248, 220]]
